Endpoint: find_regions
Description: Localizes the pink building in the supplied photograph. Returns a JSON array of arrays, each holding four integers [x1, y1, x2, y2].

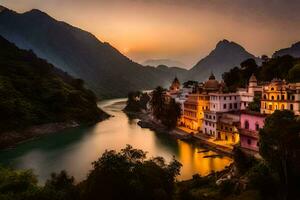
[[239, 111, 266, 154]]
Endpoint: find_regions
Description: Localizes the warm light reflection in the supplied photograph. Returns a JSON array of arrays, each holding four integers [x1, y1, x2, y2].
[[177, 140, 232, 180]]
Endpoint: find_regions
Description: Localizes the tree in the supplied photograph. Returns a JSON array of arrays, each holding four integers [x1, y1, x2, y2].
[[247, 94, 261, 112], [161, 99, 182, 129], [80, 145, 182, 200], [288, 63, 300, 82], [259, 110, 300, 199], [150, 86, 166, 119]]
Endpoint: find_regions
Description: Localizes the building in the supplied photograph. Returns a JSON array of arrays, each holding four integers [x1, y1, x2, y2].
[[182, 93, 210, 131], [169, 77, 180, 92], [182, 73, 220, 132], [217, 112, 240, 145], [239, 111, 266, 154], [261, 79, 300, 115], [203, 92, 241, 137]]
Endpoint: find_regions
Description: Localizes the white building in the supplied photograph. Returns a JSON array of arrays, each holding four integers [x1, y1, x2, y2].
[[203, 93, 241, 137]]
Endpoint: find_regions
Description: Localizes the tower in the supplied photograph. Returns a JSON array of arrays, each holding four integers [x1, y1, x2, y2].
[[248, 74, 257, 94]]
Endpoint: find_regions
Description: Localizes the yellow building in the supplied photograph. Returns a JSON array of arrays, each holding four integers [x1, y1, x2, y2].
[[182, 93, 210, 131], [261, 79, 300, 115], [216, 113, 240, 145]]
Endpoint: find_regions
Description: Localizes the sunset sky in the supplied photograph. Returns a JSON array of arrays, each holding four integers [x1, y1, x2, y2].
[[2, 0, 300, 68]]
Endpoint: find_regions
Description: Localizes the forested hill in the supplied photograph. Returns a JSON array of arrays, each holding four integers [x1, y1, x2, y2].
[[0, 36, 108, 132]]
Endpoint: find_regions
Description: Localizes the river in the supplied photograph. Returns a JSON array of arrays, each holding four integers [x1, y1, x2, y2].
[[0, 98, 232, 182]]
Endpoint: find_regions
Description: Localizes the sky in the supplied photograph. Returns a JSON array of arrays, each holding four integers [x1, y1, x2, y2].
[[1, 0, 300, 68]]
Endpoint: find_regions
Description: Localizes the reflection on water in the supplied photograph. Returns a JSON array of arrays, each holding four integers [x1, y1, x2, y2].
[[0, 99, 232, 182]]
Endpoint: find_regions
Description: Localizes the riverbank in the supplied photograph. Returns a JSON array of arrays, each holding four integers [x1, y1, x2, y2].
[[0, 113, 110, 150], [0, 122, 77, 149], [125, 110, 234, 156]]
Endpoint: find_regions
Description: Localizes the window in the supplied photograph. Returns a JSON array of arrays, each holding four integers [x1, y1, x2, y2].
[[234, 96, 237, 100], [263, 95, 267, 100], [255, 123, 260, 131], [269, 104, 272, 110], [271, 87, 274, 91], [281, 95, 284, 100], [234, 103, 237, 109], [292, 96, 295, 101], [224, 97, 226, 100], [225, 136, 228, 141], [271, 96, 274, 100], [277, 95, 279, 100], [223, 104, 227, 109], [290, 104, 294, 110], [245, 120, 249, 129], [281, 104, 285, 110], [229, 103, 232, 109], [247, 139, 252, 145], [229, 96, 232, 100]]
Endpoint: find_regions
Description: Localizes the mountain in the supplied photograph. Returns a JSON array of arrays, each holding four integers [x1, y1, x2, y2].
[[0, 7, 179, 98], [187, 39, 260, 81], [143, 59, 186, 68], [273, 41, 300, 58], [0, 35, 108, 132]]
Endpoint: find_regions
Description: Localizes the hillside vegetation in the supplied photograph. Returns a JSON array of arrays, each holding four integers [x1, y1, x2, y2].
[[0, 36, 108, 132]]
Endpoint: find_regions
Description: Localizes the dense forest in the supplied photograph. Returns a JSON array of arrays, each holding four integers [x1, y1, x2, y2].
[[222, 55, 300, 91], [0, 36, 108, 132]]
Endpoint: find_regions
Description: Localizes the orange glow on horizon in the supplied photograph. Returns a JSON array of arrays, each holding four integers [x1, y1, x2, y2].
[[2, 0, 300, 67]]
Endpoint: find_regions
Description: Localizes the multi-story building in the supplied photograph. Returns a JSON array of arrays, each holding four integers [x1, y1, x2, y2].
[[216, 112, 240, 145], [182, 93, 210, 131], [203, 92, 241, 138], [182, 73, 220, 132], [238, 111, 266, 154], [261, 79, 300, 115]]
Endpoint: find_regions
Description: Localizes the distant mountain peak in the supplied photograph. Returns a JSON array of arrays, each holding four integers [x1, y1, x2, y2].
[[188, 40, 259, 81], [25, 9, 50, 17], [142, 58, 186, 68], [0, 5, 8, 12], [273, 41, 300, 58], [215, 39, 245, 51]]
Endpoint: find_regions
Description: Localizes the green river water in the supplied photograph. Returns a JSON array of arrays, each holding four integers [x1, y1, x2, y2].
[[0, 99, 232, 183]]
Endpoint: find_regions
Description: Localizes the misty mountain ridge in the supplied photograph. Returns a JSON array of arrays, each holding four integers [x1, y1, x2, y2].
[[143, 59, 187, 68]]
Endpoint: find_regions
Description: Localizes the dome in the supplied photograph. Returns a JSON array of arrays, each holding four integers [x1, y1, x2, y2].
[[204, 80, 220, 90], [204, 73, 220, 91]]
